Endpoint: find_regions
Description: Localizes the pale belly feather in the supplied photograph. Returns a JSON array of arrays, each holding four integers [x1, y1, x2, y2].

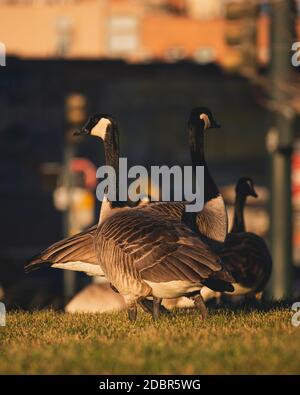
[[144, 280, 201, 299]]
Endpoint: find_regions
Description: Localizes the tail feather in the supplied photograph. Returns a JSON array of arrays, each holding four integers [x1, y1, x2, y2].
[[202, 267, 235, 292], [203, 278, 234, 292], [25, 257, 52, 273], [25, 225, 97, 273]]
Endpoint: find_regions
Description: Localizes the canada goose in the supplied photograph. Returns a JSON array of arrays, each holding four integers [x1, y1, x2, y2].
[[201, 177, 272, 302], [25, 107, 227, 275], [25, 108, 229, 316], [231, 177, 258, 232], [73, 113, 234, 321]]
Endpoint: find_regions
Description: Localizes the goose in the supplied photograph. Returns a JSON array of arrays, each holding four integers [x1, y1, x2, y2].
[[25, 107, 227, 274], [201, 177, 272, 302], [231, 177, 258, 233], [25, 108, 230, 315], [71, 112, 234, 321]]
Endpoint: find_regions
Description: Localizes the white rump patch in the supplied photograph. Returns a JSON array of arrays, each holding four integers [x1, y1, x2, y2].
[[225, 283, 252, 296], [201, 286, 220, 302], [201, 283, 252, 300], [52, 261, 106, 277], [144, 280, 201, 299]]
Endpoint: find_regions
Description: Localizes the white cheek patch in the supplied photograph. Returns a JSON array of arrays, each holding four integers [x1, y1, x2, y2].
[[200, 113, 211, 130], [91, 118, 111, 139]]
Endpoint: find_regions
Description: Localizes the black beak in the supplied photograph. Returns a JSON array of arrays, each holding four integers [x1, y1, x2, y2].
[[251, 189, 258, 198], [73, 127, 90, 136]]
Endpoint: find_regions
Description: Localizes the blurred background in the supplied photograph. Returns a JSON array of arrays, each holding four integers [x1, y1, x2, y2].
[[0, 0, 300, 311]]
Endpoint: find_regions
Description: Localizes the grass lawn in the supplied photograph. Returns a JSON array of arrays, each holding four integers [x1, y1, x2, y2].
[[0, 304, 299, 374]]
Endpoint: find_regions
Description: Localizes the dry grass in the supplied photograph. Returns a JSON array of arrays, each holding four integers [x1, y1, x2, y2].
[[0, 304, 299, 374]]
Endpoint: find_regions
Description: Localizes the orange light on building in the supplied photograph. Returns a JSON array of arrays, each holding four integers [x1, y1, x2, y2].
[[257, 10, 270, 66]]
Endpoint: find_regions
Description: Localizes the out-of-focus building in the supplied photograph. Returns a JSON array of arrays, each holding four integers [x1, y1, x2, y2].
[[0, 0, 274, 68]]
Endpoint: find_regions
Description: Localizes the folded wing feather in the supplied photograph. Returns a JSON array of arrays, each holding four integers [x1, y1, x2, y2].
[[96, 209, 233, 291]]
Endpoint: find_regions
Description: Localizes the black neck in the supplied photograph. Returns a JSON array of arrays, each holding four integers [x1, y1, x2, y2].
[[189, 121, 219, 203], [231, 192, 246, 233], [103, 122, 126, 208]]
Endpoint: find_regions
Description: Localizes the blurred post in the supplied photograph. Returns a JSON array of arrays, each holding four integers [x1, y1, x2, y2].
[[268, 1, 295, 299], [63, 94, 87, 302]]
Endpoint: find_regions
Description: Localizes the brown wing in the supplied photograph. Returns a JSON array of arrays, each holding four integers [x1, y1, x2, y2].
[[25, 225, 98, 273], [220, 232, 272, 292], [23, 203, 184, 274], [142, 201, 185, 221], [142, 200, 227, 246], [96, 209, 234, 291]]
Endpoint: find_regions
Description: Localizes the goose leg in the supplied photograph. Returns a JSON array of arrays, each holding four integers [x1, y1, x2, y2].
[[138, 298, 154, 314], [128, 302, 137, 322], [194, 293, 208, 320], [110, 283, 119, 293], [153, 297, 162, 320], [138, 298, 170, 316]]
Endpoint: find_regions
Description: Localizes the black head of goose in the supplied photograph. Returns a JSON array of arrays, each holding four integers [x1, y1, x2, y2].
[[75, 113, 234, 321], [202, 177, 272, 301], [231, 177, 257, 233]]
